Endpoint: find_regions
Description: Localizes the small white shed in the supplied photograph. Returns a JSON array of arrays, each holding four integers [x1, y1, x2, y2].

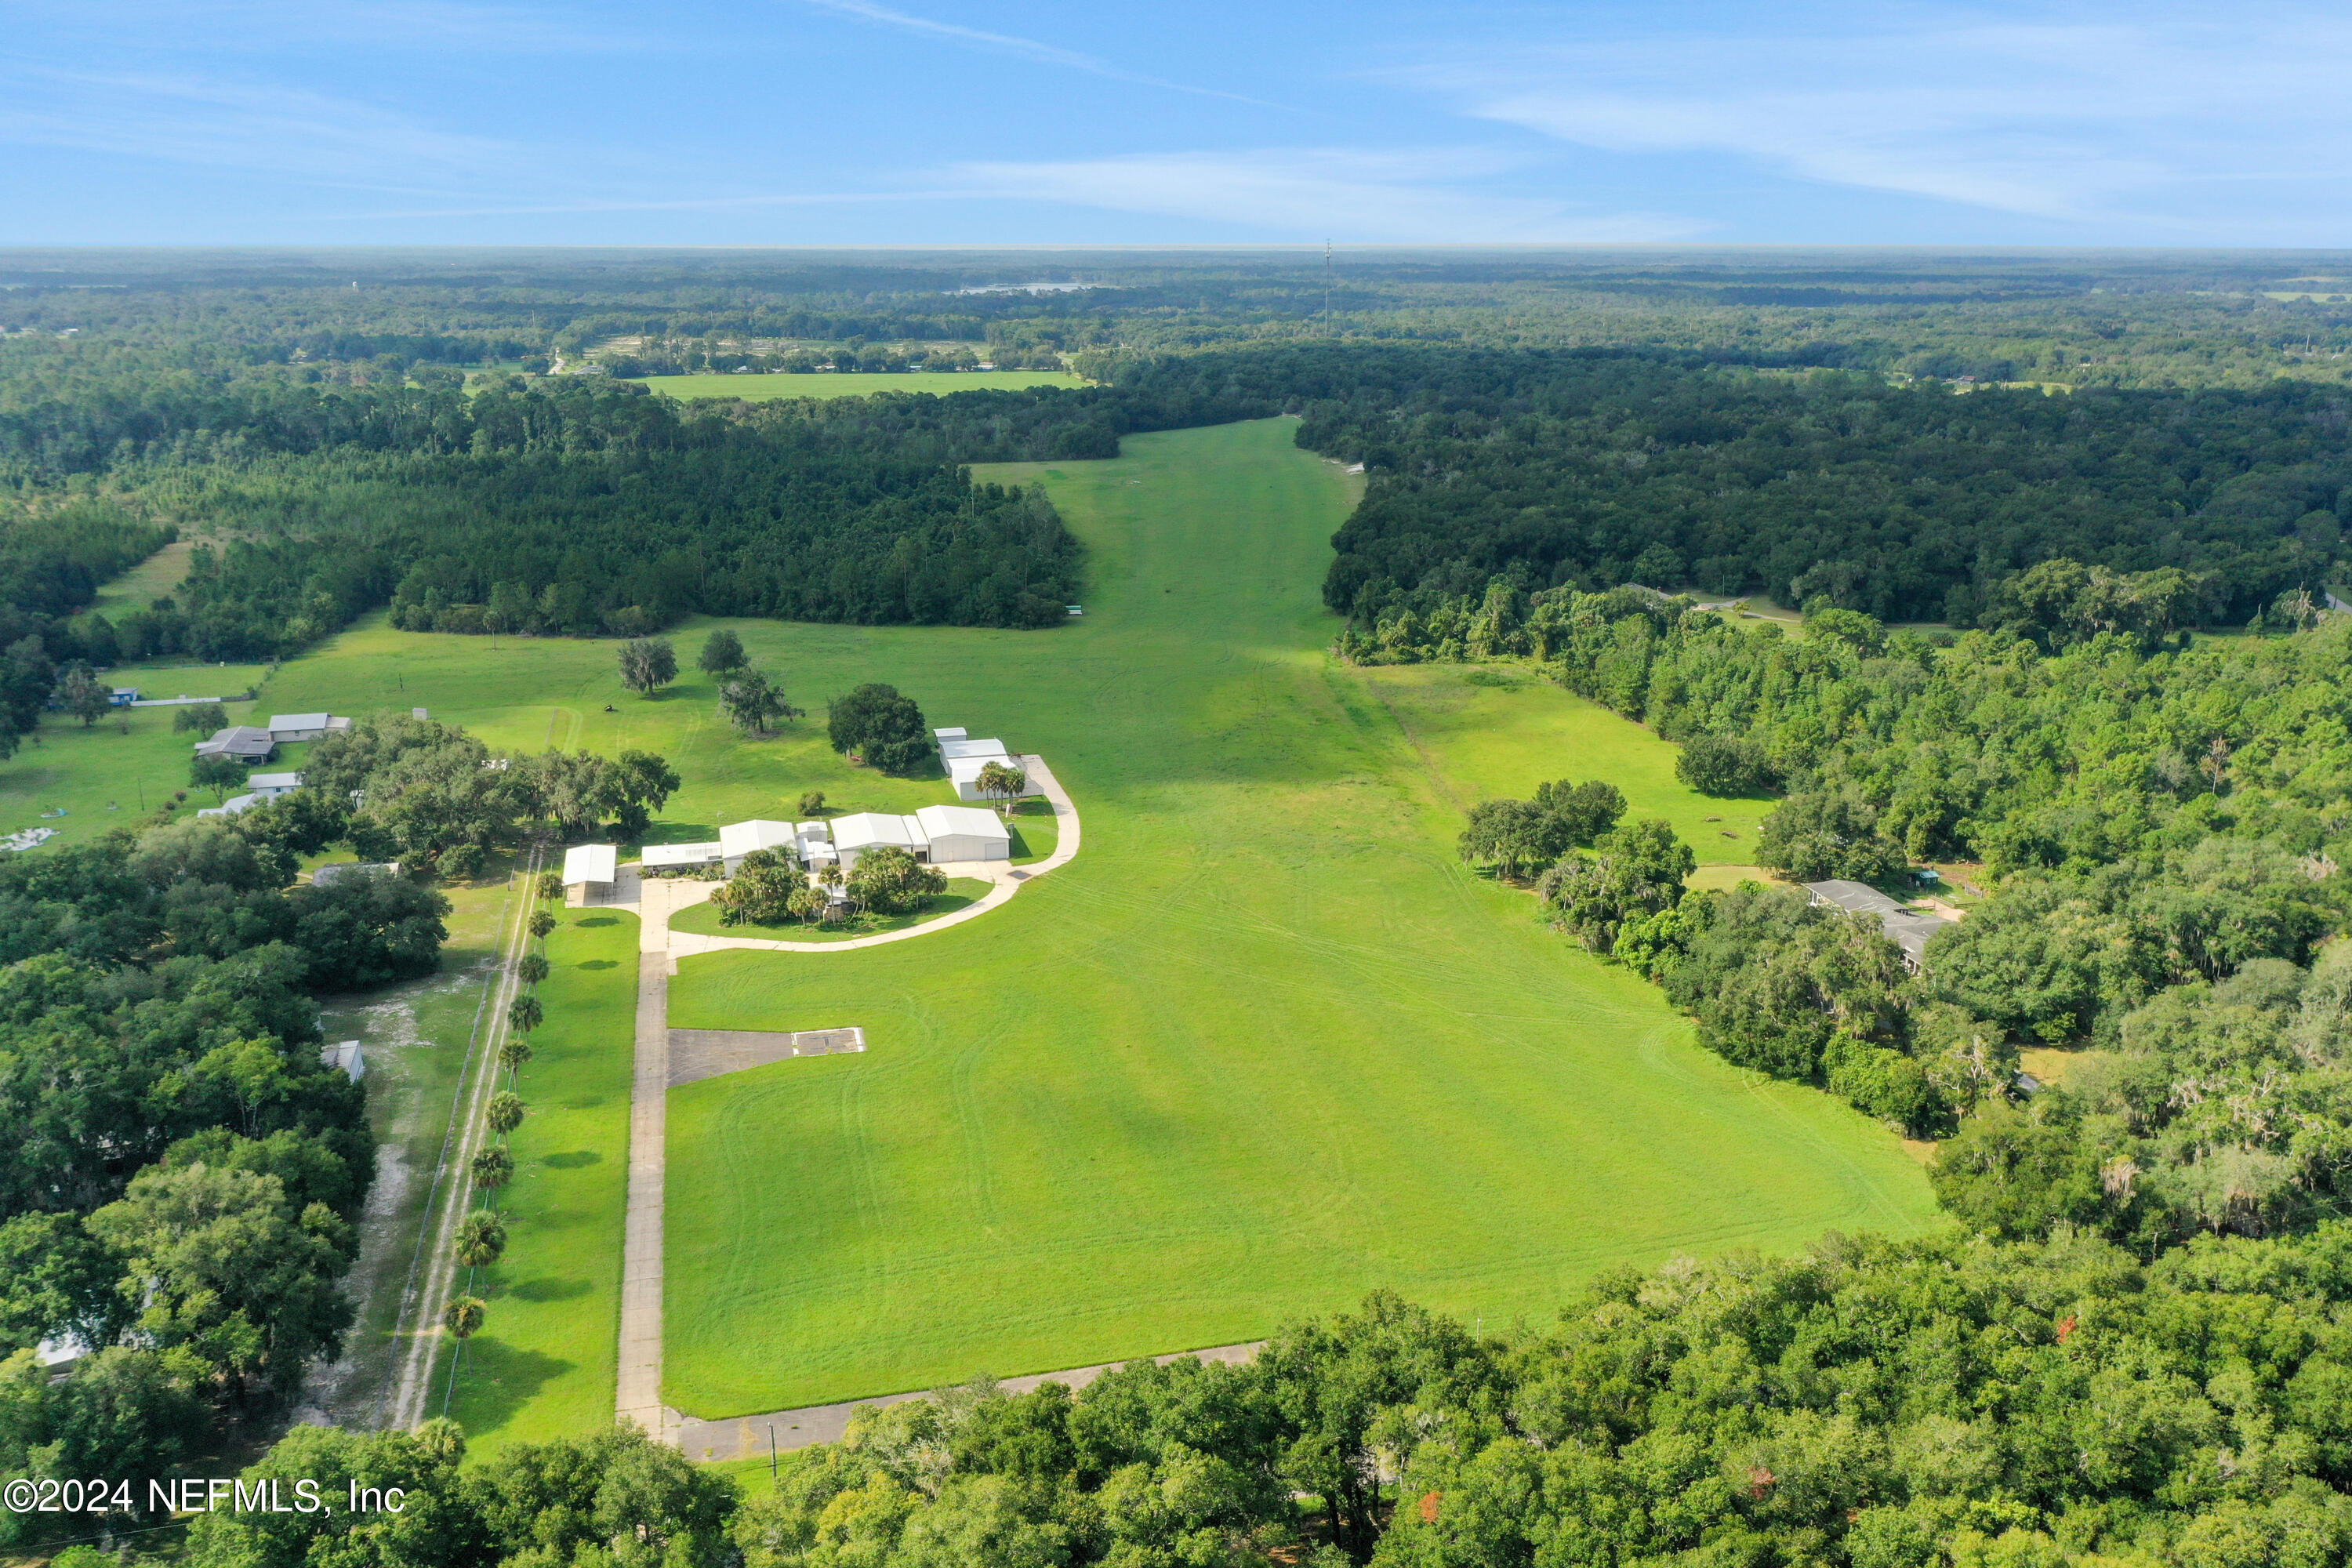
[[563, 844, 618, 886]]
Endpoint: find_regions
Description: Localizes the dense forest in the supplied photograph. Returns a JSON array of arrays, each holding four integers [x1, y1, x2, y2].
[[1286, 348, 2349, 625], [0, 713, 688, 1553]]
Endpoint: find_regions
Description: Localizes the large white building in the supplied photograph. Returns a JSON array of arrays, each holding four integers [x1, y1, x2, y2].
[[933, 726, 1044, 804], [718, 819, 796, 873], [826, 805, 1012, 870], [198, 770, 304, 819], [915, 804, 1011, 862]]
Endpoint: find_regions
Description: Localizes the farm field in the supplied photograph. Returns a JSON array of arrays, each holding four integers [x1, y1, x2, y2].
[[445, 905, 638, 1454], [625, 371, 1083, 401], [659, 419, 1940, 1418]]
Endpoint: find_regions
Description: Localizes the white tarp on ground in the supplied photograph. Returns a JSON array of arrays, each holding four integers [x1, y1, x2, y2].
[[563, 844, 618, 884]]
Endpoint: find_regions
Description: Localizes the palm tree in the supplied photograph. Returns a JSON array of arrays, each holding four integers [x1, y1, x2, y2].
[[528, 910, 556, 942], [507, 993, 543, 1036], [454, 1210, 506, 1270], [486, 1091, 524, 1140], [517, 953, 550, 988], [975, 759, 1029, 820], [470, 1146, 514, 1195], [498, 1038, 533, 1076], [443, 1295, 486, 1377]]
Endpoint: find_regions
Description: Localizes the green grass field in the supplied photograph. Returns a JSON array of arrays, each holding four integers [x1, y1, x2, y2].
[[1362, 665, 1776, 862], [658, 419, 1940, 1418], [446, 904, 638, 1453], [670, 877, 993, 942], [24, 416, 1939, 1439], [626, 372, 1083, 401]]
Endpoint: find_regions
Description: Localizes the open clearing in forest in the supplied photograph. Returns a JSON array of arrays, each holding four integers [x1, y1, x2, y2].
[[40, 418, 1934, 1440], [659, 419, 1938, 1418], [626, 371, 1083, 401]]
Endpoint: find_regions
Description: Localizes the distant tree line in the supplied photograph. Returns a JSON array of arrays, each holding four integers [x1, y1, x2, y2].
[[1263, 345, 2350, 628]]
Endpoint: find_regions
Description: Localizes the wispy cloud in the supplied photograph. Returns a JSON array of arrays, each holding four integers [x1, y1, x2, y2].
[[940, 147, 1695, 242], [321, 147, 1690, 241], [1399, 4, 2352, 237], [11, 0, 642, 54], [797, 0, 1279, 107], [0, 65, 532, 190]]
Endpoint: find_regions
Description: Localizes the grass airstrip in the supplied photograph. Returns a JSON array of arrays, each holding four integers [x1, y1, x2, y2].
[[626, 371, 1083, 401], [659, 419, 1938, 1417], [45, 417, 1940, 1440]]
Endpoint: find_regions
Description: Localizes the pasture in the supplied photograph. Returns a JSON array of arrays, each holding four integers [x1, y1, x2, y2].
[[658, 419, 1938, 1418], [626, 371, 1083, 401]]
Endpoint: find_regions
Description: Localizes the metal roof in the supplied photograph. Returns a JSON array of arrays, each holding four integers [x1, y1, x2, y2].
[[718, 819, 796, 858], [563, 844, 618, 884], [915, 804, 1010, 841]]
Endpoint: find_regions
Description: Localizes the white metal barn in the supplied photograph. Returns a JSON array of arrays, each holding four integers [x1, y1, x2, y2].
[[946, 752, 1040, 804], [718, 819, 797, 873], [267, 713, 354, 742], [914, 804, 1011, 862], [829, 811, 928, 869]]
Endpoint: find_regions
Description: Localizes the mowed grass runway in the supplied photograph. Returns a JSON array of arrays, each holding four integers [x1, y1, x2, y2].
[[660, 419, 1939, 1418]]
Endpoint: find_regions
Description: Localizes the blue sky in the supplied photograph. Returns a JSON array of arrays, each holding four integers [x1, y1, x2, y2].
[[2, 0, 2346, 246]]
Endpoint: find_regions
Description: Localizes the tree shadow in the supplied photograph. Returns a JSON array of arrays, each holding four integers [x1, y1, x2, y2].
[[540, 1150, 601, 1169], [504, 1276, 593, 1303], [448, 1341, 573, 1434]]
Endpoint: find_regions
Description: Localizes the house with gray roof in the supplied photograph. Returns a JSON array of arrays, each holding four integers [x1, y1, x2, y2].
[[1802, 880, 1954, 973], [194, 724, 275, 762]]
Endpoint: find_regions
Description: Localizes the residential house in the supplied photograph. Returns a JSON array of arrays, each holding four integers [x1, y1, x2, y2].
[[1802, 880, 1954, 973], [642, 840, 723, 873], [828, 811, 929, 870], [194, 724, 275, 762]]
